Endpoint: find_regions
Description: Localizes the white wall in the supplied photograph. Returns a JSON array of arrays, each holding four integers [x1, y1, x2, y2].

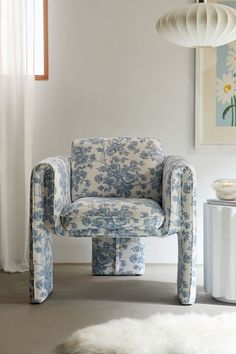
[[33, 0, 236, 265]]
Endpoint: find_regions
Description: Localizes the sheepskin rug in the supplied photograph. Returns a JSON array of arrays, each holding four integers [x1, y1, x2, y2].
[[55, 312, 236, 354]]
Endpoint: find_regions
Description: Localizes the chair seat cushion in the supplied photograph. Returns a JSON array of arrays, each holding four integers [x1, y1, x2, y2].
[[60, 197, 165, 237]]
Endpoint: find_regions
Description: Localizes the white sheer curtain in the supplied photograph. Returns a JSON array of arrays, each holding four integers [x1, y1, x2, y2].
[[0, 0, 35, 272]]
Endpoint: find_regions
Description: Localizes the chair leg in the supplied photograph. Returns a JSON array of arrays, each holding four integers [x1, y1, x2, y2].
[[92, 237, 145, 275], [30, 226, 53, 304], [177, 229, 197, 305]]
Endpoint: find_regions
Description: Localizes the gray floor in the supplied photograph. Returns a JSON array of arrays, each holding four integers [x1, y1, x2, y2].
[[0, 264, 236, 354]]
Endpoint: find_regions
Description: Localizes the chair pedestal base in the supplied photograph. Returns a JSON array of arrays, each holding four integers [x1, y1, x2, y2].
[[92, 237, 145, 275]]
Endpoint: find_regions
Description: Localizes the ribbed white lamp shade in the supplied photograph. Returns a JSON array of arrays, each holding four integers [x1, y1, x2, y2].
[[156, 3, 236, 48]]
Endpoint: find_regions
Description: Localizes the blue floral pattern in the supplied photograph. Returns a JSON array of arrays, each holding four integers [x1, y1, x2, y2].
[[30, 138, 197, 305], [92, 237, 145, 275], [162, 156, 197, 304], [60, 197, 165, 237], [71, 137, 163, 203], [30, 156, 71, 303]]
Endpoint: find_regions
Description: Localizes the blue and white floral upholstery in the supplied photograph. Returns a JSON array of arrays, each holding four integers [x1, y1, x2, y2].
[[30, 137, 197, 305], [30, 156, 71, 303], [60, 197, 165, 237], [92, 237, 146, 275], [71, 138, 163, 202]]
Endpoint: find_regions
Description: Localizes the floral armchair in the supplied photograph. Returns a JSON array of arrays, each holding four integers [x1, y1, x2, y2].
[[30, 137, 197, 305]]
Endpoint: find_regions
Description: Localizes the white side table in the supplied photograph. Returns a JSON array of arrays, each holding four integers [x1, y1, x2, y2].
[[204, 202, 236, 303]]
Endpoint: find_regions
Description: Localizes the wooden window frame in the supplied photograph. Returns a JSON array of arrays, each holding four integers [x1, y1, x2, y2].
[[35, 0, 48, 80]]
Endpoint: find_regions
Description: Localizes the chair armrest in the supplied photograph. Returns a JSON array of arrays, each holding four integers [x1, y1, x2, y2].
[[31, 156, 71, 235], [162, 156, 196, 235]]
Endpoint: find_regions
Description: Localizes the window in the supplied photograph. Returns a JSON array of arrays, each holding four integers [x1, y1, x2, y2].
[[0, 0, 48, 79], [34, 0, 48, 80]]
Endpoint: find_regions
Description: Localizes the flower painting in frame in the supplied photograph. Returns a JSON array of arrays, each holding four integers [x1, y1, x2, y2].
[[195, 0, 236, 150], [216, 36, 236, 126]]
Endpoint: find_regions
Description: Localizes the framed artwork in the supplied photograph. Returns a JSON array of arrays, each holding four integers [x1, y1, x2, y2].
[[195, 0, 236, 150]]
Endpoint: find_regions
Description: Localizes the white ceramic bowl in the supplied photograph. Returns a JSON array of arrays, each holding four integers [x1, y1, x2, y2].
[[212, 179, 236, 200]]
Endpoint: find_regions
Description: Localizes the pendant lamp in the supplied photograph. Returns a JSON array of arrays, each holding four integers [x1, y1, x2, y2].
[[156, 0, 236, 48]]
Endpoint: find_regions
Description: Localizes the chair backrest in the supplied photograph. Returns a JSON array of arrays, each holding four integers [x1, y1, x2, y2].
[[71, 137, 163, 203]]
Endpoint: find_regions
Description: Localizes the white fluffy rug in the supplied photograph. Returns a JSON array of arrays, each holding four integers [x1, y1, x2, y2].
[[55, 312, 236, 354]]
